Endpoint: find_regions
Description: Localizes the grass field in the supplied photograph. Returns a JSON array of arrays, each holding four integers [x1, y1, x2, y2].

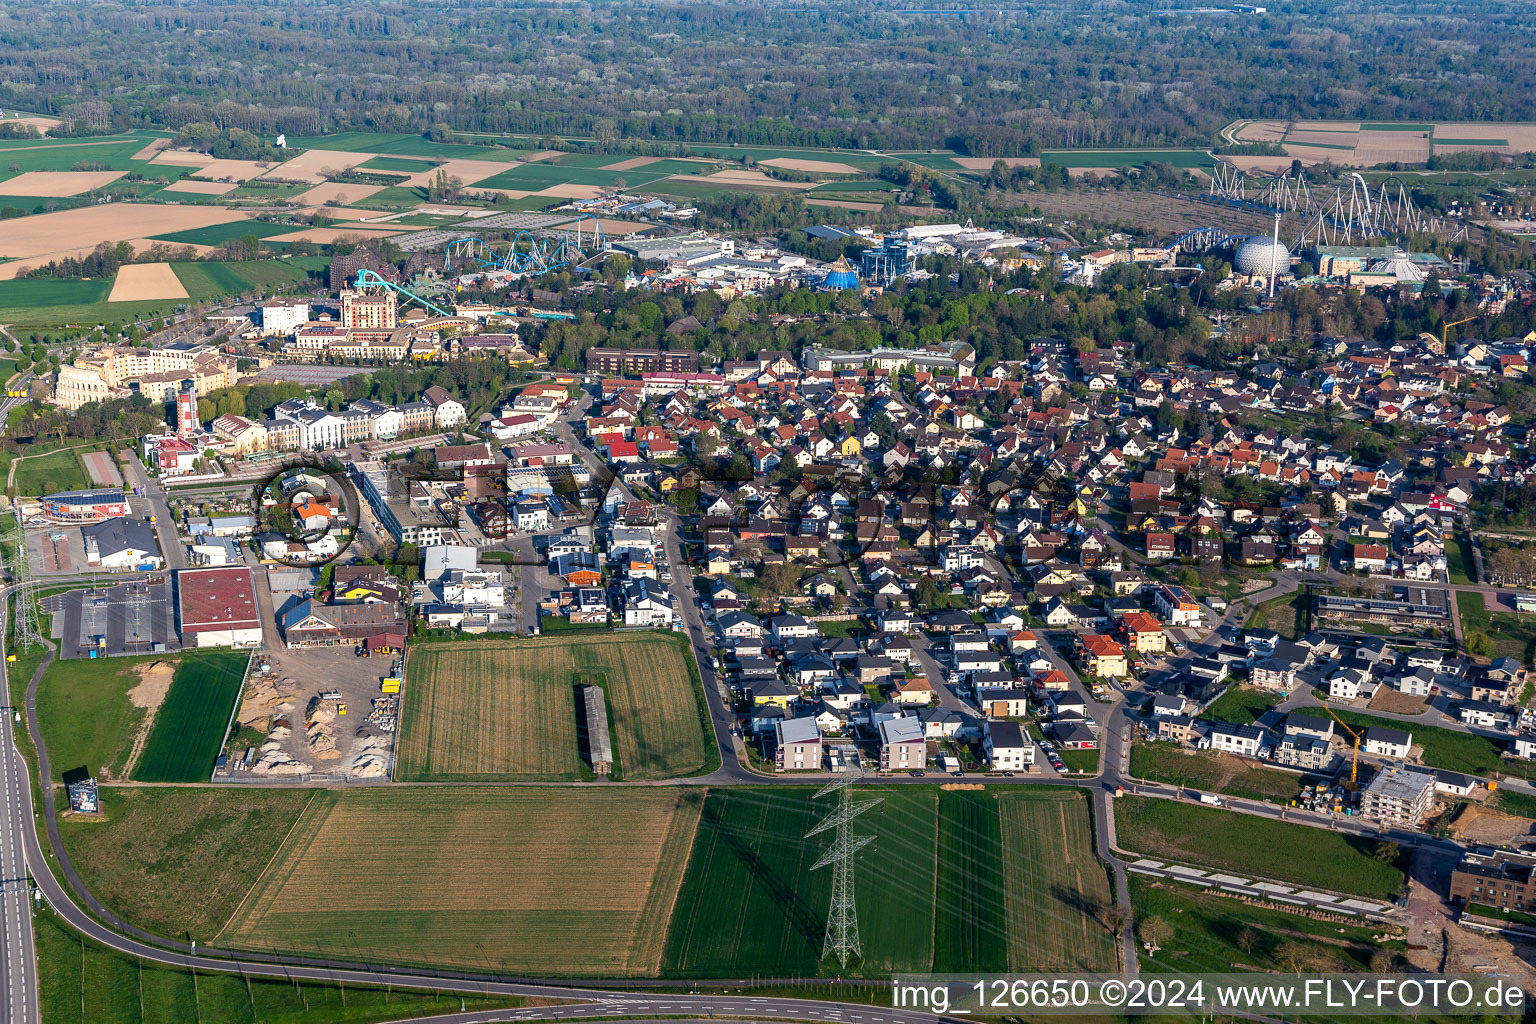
[[133, 650, 247, 782], [1130, 741, 1303, 803], [1245, 591, 1304, 639], [36, 654, 154, 781], [1447, 532, 1477, 585], [37, 650, 244, 783], [58, 787, 313, 939], [1115, 796, 1405, 900], [1457, 590, 1536, 667], [1132, 875, 1384, 975], [220, 788, 703, 975], [1322, 706, 1506, 775], [396, 633, 711, 781], [34, 904, 522, 1024], [1198, 685, 1283, 725], [10, 445, 89, 494]]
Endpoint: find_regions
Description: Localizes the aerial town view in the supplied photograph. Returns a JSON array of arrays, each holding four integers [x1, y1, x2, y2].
[[9, 1, 1536, 1022]]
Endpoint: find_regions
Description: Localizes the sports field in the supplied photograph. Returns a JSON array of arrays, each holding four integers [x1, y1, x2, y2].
[[219, 788, 704, 975], [396, 633, 711, 781]]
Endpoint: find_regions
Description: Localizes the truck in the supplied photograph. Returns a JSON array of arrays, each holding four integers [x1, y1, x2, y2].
[[1198, 792, 1224, 806]]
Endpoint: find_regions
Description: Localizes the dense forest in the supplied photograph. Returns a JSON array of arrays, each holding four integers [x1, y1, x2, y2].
[[3, 0, 1536, 153]]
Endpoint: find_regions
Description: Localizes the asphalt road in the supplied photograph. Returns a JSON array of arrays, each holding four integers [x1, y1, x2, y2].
[[122, 453, 186, 570], [0, 608, 36, 1024]]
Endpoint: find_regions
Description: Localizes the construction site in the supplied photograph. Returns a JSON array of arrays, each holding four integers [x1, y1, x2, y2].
[[217, 645, 400, 780]]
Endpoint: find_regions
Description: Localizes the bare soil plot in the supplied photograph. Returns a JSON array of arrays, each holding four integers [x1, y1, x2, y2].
[[480, 188, 535, 200], [403, 158, 524, 188], [9, 115, 61, 132], [697, 169, 817, 189], [953, 156, 1041, 170], [1282, 143, 1357, 164], [190, 159, 273, 182], [259, 149, 376, 184], [522, 183, 604, 199], [397, 633, 709, 781], [1288, 120, 1363, 132], [591, 218, 651, 237], [1067, 167, 1124, 178], [1234, 120, 1289, 144], [1020, 188, 1273, 238], [520, 150, 564, 162], [130, 138, 171, 161], [603, 156, 660, 171], [0, 204, 248, 260], [107, 262, 188, 302], [0, 170, 126, 196], [1221, 154, 1300, 174], [1353, 130, 1431, 164], [1285, 130, 1360, 148], [760, 157, 864, 174], [291, 181, 384, 207], [806, 197, 883, 212], [149, 149, 216, 167], [160, 179, 238, 195], [217, 788, 704, 975], [1368, 688, 1428, 715], [120, 660, 175, 777]]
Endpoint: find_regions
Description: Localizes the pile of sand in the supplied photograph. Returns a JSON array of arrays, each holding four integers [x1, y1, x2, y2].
[[127, 661, 175, 709]]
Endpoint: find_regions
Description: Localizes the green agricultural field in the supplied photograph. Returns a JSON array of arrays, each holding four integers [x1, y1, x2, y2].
[[396, 632, 712, 781], [57, 787, 314, 939], [0, 133, 165, 181], [665, 786, 1115, 977], [133, 650, 247, 782], [1130, 741, 1303, 803], [360, 156, 439, 173], [1040, 148, 1216, 169], [1115, 796, 1405, 900], [171, 256, 329, 303], [149, 222, 309, 247], [10, 445, 89, 494], [1131, 875, 1384, 975], [811, 179, 899, 193], [284, 133, 531, 161], [476, 163, 672, 190], [676, 144, 890, 169], [1198, 685, 1283, 725], [1361, 123, 1434, 132], [34, 904, 521, 1024]]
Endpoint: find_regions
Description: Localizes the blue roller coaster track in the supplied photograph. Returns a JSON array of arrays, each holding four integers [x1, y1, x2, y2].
[[1169, 226, 1249, 252], [352, 269, 454, 318], [443, 214, 609, 276]]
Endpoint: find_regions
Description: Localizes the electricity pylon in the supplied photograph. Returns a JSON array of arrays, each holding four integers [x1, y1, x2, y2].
[[0, 510, 37, 649], [806, 764, 881, 967]]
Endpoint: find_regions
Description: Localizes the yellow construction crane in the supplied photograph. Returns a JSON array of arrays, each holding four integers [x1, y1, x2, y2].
[[1318, 703, 1363, 790], [1441, 314, 1480, 352]]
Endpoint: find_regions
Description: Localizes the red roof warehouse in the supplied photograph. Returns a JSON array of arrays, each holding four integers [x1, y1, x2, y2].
[[175, 566, 264, 648]]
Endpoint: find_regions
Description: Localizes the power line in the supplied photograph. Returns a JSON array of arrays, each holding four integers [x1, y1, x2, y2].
[[805, 766, 880, 967]]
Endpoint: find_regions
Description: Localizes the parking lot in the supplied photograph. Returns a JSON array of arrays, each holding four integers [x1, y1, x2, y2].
[[43, 579, 181, 659]]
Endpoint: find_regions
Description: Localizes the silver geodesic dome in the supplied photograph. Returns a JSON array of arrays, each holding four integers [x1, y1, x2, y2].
[[1233, 236, 1291, 276]]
